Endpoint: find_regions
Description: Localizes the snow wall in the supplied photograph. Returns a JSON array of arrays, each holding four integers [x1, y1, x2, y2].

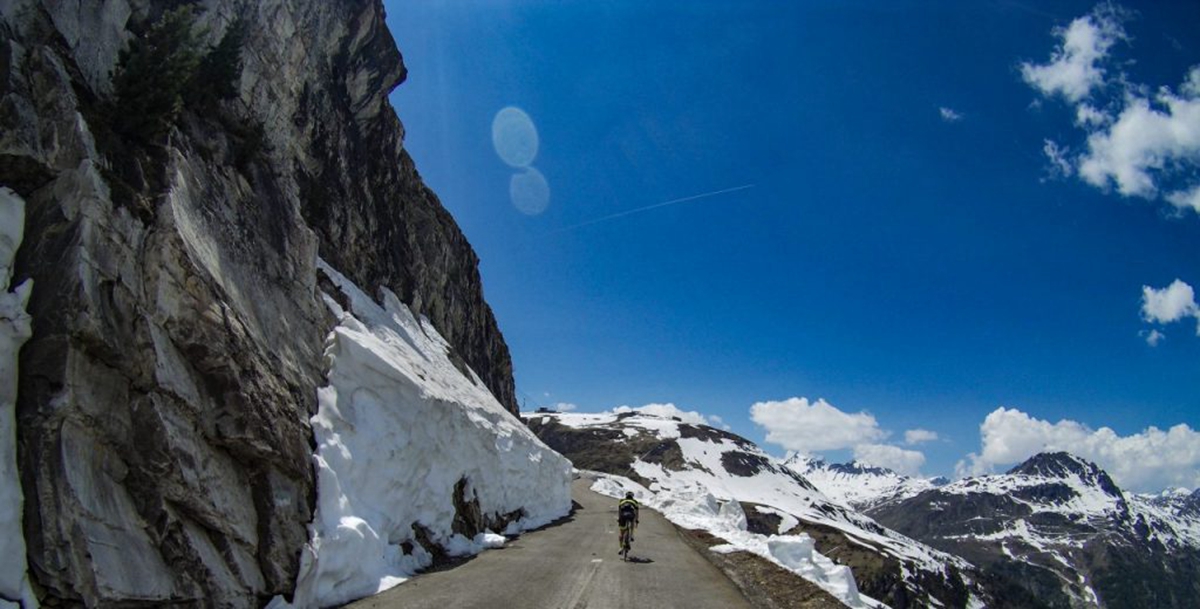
[[275, 261, 573, 607], [0, 188, 35, 608]]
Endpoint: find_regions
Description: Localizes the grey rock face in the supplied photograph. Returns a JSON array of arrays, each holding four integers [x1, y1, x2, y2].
[[1, 0, 517, 605]]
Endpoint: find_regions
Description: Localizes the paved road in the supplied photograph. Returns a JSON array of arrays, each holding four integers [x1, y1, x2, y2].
[[347, 476, 752, 609]]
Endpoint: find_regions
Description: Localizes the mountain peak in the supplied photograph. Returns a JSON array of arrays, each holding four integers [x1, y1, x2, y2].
[[1007, 452, 1095, 477], [829, 460, 899, 477], [1007, 452, 1123, 497]]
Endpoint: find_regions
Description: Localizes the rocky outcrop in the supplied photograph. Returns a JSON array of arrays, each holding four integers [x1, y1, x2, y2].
[[1, 0, 516, 605]]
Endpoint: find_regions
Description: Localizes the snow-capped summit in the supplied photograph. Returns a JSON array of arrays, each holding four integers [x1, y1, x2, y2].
[[1006, 451, 1123, 498], [869, 451, 1200, 609], [783, 454, 944, 511]]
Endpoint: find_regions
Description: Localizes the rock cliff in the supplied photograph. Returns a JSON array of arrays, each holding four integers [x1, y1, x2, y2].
[[0, 0, 517, 605]]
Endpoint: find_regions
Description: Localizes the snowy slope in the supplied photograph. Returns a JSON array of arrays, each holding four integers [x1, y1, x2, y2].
[[871, 452, 1200, 608], [527, 411, 987, 608], [1135, 488, 1200, 548], [1, 188, 35, 608], [784, 454, 944, 511], [271, 262, 573, 608]]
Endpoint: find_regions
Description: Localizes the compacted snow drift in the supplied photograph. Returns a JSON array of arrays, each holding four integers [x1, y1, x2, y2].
[[1, 188, 35, 608], [273, 262, 572, 608]]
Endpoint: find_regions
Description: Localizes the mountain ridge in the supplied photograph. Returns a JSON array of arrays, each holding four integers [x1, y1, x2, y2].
[[868, 451, 1200, 608]]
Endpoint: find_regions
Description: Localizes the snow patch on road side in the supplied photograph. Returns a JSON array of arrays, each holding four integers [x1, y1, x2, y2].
[[587, 471, 882, 608], [271, 261, 572, 608], [0, 188, 36, 609]]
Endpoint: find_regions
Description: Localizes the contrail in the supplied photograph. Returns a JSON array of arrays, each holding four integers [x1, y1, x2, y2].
[[550, 184, 755, 234]]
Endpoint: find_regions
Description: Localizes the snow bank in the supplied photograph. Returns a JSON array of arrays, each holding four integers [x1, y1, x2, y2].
[[588, 471, 879, 608], [0, 188, 35, 608], [274, 261, 572, 608]]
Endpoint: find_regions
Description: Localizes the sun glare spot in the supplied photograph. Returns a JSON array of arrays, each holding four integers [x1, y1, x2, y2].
[[510, 167, 550, 216], [492, 106, 539, 168]]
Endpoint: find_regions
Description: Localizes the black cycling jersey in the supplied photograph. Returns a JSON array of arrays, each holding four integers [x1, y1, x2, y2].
[[617, 498, 639, 525]]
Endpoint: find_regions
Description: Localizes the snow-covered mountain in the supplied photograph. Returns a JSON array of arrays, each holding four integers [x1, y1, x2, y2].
[[869, 452, 1200, 609], [524, 411, 1008, 608], [784, 455, 946, 511]]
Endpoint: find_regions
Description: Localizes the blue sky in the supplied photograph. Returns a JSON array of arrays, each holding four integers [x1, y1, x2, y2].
[[383, 1, 1200, 492]]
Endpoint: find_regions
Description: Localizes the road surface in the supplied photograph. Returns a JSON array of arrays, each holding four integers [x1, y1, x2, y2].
[[346, 476, 752, 609]]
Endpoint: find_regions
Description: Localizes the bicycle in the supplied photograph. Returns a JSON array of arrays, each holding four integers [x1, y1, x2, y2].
[[618, 520, 636, 561]]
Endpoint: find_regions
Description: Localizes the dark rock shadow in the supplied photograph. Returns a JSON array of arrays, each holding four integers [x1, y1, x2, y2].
[[518, 500, 583, 535]]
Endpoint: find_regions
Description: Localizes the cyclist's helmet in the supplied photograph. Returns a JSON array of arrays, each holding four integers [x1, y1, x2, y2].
[[625, 491, 634, 499]]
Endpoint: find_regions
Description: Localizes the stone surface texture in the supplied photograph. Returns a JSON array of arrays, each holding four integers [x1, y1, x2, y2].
[[0, 0, 515, 605]]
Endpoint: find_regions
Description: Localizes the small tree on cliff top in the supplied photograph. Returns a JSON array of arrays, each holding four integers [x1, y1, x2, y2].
[[190, 17, 247, 109], [112, 6, 205, 142]]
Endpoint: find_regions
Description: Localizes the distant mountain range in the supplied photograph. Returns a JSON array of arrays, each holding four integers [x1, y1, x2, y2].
[[783, 455, 948, 511], [526, 411, 1200, 608], [866, 451, 1200, 609]]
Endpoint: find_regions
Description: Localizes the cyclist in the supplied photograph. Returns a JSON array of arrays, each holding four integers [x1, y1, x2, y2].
[[617, 491, 640, 554]]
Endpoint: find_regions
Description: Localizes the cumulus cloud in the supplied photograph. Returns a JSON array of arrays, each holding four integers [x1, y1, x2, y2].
[[1019, 5, 1126, 103], [614, 403, 718, 427], [750, 397, 886, 453], [1022, 6, 1200, 215], [1142, 279, 1199, 324], [956, 407, 1200, 492], [1140, 279, 1200, 338], [553, 402, 578, 412], [1076, 83, 1200, 200], [939, 107, 963, 122], [905, 429, 939, 445], [854, 444, 926, 477]]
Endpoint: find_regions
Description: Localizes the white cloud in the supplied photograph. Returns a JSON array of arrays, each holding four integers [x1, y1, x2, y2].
[[1166, 183, 1200, 213], [553, 402, 578, 412], [1141, 279, 1199, 324], [854, 444, 926, 477], [905, 429, 939, 445], [1075, 103, 1109, 127], [1141, 329, 1165, 346], [750, 397, 886, 453], [1138, 279, 1199, 341], [1076, 85, 1200, 199], [1022, 4, 1200, 213], [939, 107, 963, 122], [1043, 139, 1074, 177], [708, 414, 732, 431], [614, 403, 716, 427], [1019, 6, 1125, 102], [956, 407, 1200, 492]]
